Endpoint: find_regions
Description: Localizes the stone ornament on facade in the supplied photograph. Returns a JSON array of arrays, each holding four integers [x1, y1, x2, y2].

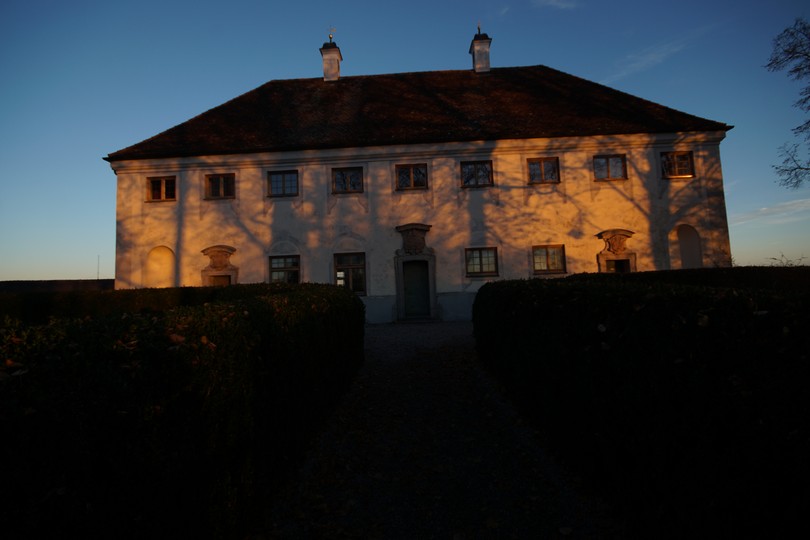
[[596, 229, 637, 273], [395, 223, 433, 255], [201, 245, 239, 285], [597, 229, 634, 254]]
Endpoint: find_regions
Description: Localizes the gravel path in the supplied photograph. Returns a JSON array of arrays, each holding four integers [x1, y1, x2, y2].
[[260, 322, 621, 538]]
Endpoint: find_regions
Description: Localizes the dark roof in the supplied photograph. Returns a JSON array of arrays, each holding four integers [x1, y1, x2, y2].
[[105, 65, 731, 162]]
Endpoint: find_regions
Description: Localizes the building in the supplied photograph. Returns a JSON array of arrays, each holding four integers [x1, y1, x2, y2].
[[105, 32, 733, 323]]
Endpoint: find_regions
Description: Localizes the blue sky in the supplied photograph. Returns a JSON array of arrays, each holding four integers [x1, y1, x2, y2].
[[1, 0, 808, 280]]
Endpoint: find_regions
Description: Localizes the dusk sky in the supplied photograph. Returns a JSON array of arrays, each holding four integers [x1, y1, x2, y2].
[[1, 0, 808, 280]]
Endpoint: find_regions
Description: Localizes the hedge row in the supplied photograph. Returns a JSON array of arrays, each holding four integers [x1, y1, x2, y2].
[[473, 269, 810, 538], [0, 282, 312, 325], [0, 283, 365, 539]]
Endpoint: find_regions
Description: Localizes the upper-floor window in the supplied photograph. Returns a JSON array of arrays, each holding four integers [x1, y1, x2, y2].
[[206, 173, 235, 199], [334, 252, 366, 295], [528, 157, 560, 184], [465, 247, 499, 277], [147, 176, 176, 201], [268, 170, 299, 197], [461, 160, 494, 187], [532, 245, 566, 274], [269, 255, 300, 284], [661, 151, 695, 179], [332, 167, 363, 194], [593, 155, 627, 181], [396, 164, 428, 190]]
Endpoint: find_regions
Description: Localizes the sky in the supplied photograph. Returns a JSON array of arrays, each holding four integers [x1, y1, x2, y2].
[[1, 0, 808, 280]]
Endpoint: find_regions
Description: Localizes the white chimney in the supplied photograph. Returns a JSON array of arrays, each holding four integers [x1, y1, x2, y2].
[[469, 31, 492, 73], [320, 37, 343, 82]]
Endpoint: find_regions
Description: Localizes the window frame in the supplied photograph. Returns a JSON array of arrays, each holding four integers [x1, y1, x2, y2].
[[395, 163, 429, 191], [146, 176, 176, 202], [460, 160, 494, 188], [332, 167, 364, 194], [661, 151, 695, 179], [593, 154, 628, 181], [269, 255, 301, 284], [465, 247, 499, 277], [527, 157, 561, 185], [267, 170, 299, 198], [532, 244, 567, 275], [334, 252, 366, 295], [205, 173, 236, 199]]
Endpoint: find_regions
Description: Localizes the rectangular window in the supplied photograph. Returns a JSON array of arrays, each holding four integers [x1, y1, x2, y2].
[[206, 173, 236, 199], [528, 157, 560, 184], [532, 245, 566, 274], [269, 255, 300, 284], [334, 252, 366, 295], [661, 151, 695, 178], [465, 247, 499, 277], [147, 176, 176, 201], [332, 167, 363, 193], [396, 164, 428, 190], [593, 155, 627, 181], [268, 170, 299, 197], [460, 160, 494, 187]]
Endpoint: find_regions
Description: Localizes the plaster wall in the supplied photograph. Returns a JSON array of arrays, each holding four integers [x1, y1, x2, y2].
[[111, 132, 732, 321]]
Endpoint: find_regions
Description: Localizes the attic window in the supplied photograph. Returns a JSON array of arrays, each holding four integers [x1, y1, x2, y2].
[[147, 176, 176, 201], [528, 157, 560, 184], [206, 173, 236, 199], [661, 151, 695, 179], [332, 167, 363, 194], [460, 160, 494, 187], [396, 164, 428, 190], [268, 170, 299, 197], [593, 155, 627, 181]]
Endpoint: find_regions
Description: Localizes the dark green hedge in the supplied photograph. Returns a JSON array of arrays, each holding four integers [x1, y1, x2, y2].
[[0, 283, 364, 539], [0, 282, 312, 325], [473, 269, 810, 538]]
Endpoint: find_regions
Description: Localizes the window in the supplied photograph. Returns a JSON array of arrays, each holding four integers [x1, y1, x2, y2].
[[147, 176, 176, 201], [396, 164, 428, 190], [532, 245, 566, 274], [335, 253, 366, 295], [528, 157, 560, 184], [465, 247, 498, 277], [460, 160, 494, 187], [269, 255, 300, 284], [332, 167, 363, 194], [593, 155, 627, 181], [268, 170, 299, 197], [206, 174, 235, 199], [661, 151, 695, 178]]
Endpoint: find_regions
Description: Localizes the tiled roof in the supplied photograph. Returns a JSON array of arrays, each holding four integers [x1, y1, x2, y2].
[[105, 65, 731, 161]]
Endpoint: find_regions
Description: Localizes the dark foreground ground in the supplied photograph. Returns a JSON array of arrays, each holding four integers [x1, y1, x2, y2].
[[257, 322, 622, 539]]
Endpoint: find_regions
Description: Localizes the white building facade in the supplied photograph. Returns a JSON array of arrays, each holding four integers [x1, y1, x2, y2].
[[107, 33, 733, 323]]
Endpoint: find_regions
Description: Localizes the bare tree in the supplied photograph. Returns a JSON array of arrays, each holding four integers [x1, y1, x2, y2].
[[766, 17, 810, 189]]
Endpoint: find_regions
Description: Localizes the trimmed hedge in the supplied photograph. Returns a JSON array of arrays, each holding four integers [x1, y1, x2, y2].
[[473, 268, 810, 538], [0, 283, 364, 539]]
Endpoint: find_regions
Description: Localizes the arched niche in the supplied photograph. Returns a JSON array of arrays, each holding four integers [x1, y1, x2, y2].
[[670, 224, 703, 269], [145, 246, 176, 288]]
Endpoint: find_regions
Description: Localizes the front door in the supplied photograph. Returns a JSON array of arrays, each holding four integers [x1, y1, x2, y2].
[[402, 260, 430, 318]]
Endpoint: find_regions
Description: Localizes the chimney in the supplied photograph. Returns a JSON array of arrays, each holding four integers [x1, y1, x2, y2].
[[469, 30, 492, 73], [320, 35, 343, 81]]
